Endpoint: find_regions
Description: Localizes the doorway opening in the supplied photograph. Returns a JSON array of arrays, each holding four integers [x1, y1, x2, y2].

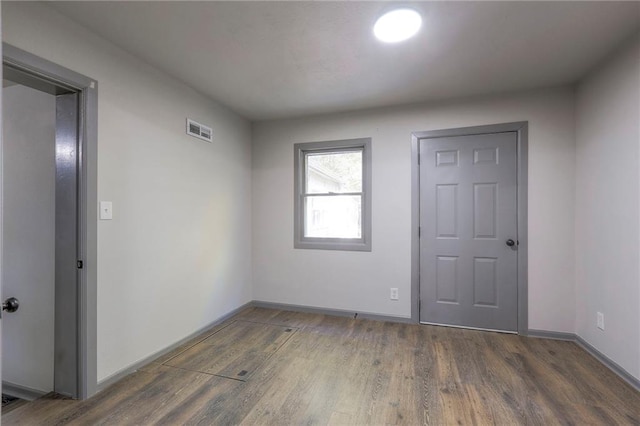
[[1, 44, 98, 401], [411, 122, 528, 334]]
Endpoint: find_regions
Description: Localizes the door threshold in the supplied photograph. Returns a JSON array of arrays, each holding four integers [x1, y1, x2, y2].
[[420, 321, 518, 334]]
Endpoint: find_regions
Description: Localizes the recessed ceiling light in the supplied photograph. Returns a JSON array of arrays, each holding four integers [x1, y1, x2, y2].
[[373, 9, 422, 43]]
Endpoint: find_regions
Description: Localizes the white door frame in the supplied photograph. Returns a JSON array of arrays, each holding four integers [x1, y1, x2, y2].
[[2, 43, 98, 399], [410, 122, 529, 335]]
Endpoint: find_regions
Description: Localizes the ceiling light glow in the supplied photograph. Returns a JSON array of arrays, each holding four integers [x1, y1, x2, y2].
[[374, 9, 422, 43]]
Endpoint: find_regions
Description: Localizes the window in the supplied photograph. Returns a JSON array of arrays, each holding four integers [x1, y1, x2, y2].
[[294, 138, 372, 251]]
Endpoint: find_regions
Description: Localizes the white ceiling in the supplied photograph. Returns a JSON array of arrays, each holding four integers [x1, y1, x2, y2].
[[51, 1, 640, 121]]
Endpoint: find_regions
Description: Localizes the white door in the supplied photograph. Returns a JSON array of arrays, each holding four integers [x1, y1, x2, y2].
[[2, 81, 57, 397], [419, 131, 519, 332]]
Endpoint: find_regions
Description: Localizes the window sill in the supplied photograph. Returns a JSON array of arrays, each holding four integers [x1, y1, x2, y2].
[[294, 238, 371, 252]]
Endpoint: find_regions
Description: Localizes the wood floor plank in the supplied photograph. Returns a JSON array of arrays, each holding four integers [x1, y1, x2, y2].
[[151, 320, 235, 365], [2, 397, 29, 414], [126, 368, 242, 425], [165, 320, 295, 381], [3, 307, 639, 425]]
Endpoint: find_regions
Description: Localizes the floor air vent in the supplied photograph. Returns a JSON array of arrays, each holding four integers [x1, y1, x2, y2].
[[186, 118, 213, 142]]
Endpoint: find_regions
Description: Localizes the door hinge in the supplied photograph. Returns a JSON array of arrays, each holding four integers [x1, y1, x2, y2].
[[418, 226, 421, 237], [77, 260, 84, 269], [418, 155, 421, 165]]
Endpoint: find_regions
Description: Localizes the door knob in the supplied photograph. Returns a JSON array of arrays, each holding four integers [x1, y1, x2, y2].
[[506, 239, 516, 247], [2, 297, 19, 313]]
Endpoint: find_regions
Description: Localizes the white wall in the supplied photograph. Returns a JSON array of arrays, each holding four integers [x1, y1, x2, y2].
[[253, 87, 576, 332], [575, 34, 640, 380], [3, 2, 253, 382], [2, 84, 56, 392]]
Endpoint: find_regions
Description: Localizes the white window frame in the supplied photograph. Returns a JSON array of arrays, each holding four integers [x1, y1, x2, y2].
[[294, 138, 372, 251]]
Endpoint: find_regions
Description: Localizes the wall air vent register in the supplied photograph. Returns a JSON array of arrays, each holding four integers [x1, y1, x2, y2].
[[186, 118, 212, 142]]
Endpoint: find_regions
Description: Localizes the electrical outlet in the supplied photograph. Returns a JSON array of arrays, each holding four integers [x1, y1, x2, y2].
[[597, 312, 604, 330], [390, 288, 399, 300]]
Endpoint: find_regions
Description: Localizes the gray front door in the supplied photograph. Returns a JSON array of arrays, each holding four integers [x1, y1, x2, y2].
[[419, 132, 518, 332]]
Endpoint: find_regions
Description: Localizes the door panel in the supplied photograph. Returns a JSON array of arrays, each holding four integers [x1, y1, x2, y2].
[[2, 84, 57, 392], [419, 132, 518, 331]]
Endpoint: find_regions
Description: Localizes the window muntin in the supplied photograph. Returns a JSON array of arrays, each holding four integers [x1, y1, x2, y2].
[[294, 138, 371, 251]]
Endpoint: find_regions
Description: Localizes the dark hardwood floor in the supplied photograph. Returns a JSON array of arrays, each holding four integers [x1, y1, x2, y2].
[[3, 307, 639, 425]]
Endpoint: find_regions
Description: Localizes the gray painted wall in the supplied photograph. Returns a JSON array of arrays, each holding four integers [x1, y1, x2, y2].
[[575, 33, 640, 381], [3, 2, 253, 382], [252, 87, 576, 333], [2, 84, 56, 392]]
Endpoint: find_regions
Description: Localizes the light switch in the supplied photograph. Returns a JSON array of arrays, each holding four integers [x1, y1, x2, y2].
[[100, 201, 113, 220]]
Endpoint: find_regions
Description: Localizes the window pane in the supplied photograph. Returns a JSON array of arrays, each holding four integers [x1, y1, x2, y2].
[[304, 195, 362, 238], [306, 150, 362, 194]]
